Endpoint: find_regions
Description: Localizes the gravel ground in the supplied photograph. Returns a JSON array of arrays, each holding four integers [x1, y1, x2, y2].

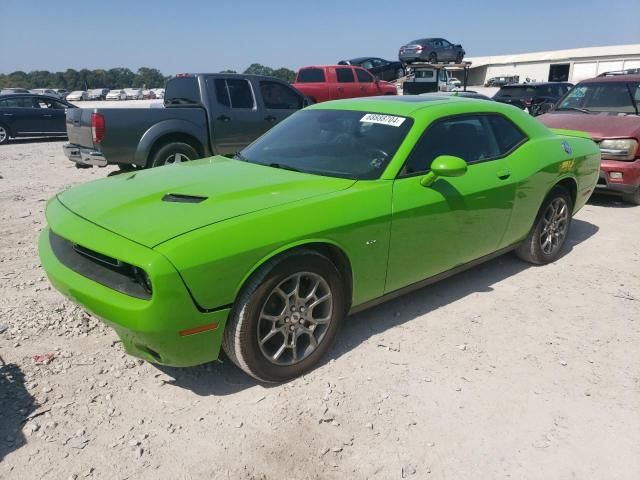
[[0, 139, 639, 480]]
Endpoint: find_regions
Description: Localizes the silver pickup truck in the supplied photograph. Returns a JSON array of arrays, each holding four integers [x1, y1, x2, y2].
[[63, 73, 308, 169]]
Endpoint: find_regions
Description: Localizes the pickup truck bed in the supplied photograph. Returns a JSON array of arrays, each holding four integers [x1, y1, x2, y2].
[[64, 73, 307, 169]]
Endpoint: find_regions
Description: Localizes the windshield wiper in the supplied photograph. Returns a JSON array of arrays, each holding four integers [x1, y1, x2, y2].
[[557, 106, 593, 114], [269, 163, 300, 172]]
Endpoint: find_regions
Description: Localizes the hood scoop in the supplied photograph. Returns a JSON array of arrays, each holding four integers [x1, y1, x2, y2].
[[162, 193, 208, 204]]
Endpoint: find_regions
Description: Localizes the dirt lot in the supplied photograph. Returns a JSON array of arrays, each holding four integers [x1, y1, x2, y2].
[[0, 138, 639, 480]]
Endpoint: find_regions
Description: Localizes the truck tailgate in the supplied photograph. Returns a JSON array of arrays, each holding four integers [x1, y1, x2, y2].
[[66, 108, 94, 148]]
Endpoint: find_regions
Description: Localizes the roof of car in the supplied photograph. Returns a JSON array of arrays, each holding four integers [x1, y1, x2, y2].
[[580, 74, 640, 83], [309, 95, 482, 116], [349, 57, 376, 63], [0, 93, 60, 99], [500, 82, 573, 87]]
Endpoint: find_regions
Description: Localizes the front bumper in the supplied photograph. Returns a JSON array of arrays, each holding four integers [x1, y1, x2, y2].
[[63, 143, 108, 167], [38, 198, 229, 367], [596, 158, 640, 194]]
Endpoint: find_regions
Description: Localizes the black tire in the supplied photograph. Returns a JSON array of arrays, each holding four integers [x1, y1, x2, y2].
[[622, 187, 640, 205], [223, 249, 347, 383], [0, 123, 10, 145], [516, 186, 573, 265], [428, 52, 437, 64], [455, 53, 463, 64], [148, 141, 198, 168]]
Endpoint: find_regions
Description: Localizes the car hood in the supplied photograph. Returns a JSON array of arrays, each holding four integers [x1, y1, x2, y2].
[[57, 156, 356, 248], [538, 112, 640, 140]]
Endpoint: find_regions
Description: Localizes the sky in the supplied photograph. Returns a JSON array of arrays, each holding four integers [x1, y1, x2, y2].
[[1, 0, 639, 75]]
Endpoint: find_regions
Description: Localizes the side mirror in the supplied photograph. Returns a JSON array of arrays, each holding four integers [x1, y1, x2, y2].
[[302, 96, 314, 107], [420, 155, 468, 187]]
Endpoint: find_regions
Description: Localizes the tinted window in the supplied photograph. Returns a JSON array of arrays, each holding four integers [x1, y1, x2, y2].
[[212, 78, 255, 109], [297, 68, 325, 83], [404, 115, 501, 174], [164, 77, 200, 105], [35, 98, 67, 109], [260, 81, 302, 110], [486, 115, 526, 153], [0, 97, 33, 108], [557, 82, 639, 114], [336, 68, 355, 83], [239, 109, 413, 180], [355, 69, 374, 83]]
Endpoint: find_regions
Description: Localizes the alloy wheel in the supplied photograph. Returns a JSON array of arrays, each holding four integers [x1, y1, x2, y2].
[[257, 272, 333, 366], [539, 197, 569, 255], [163, 153, 189, 165], [0, 126, 7, 143]]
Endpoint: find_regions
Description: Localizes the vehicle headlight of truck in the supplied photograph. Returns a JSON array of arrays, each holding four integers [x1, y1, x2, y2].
[[599, 139, 638, 161]]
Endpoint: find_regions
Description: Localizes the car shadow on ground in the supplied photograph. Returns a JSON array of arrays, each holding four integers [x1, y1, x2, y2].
[[588, 192, 637, 209], [6, 137, 66, 145], [0, 356, 37, 462], [158, 218, 599, 396]]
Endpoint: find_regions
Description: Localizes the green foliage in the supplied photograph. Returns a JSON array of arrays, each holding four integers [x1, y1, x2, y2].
[[0, 67, 169, 90], [242, 64, 296, 83]]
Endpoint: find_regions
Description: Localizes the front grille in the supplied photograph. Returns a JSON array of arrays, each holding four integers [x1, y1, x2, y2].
[[49, 231, 152, 300]]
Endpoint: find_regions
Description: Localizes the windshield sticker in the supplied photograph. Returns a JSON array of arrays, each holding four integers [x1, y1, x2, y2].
[[360, 114, 406, 127]]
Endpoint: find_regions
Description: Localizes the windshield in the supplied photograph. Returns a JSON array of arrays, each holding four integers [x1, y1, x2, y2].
[[495, 86, 537, 99], [238, 109, 414, 180], [556, 82, 640, 114]]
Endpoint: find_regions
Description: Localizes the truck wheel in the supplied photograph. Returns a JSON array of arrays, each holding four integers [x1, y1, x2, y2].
[[0, 124, 10, 145], [223, 249, 346, 383], [149, 142, 199, 168], [622, 187, 640, 205], [515, 186, 573, 265]]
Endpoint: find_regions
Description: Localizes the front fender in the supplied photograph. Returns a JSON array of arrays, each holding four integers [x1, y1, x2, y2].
[[134, 118, 207, 166]]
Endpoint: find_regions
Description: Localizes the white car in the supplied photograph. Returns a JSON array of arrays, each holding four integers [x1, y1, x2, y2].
[[447, 77, 462, 89], [152, 88, 165, 99], [105, 89, 127, 101], [31, 88, 59, 97], [66, 90, 88, 101], [124, 88, 143, 100]]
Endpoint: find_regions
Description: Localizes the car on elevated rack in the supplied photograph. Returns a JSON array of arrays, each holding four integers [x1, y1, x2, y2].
[[338, 57, 405, 81], [40, 96, 600, 382], [398, 38, 465, 64]]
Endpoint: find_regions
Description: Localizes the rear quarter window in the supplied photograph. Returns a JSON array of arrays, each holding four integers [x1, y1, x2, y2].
[[296, 69, 325, 83], [164, 77, 200, 105]]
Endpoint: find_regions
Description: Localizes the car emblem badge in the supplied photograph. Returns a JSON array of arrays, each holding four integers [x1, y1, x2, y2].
[[562, 141, 572, 154]]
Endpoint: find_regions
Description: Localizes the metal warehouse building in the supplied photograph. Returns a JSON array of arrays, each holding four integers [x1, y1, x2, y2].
[[466, 44, 640, 86]]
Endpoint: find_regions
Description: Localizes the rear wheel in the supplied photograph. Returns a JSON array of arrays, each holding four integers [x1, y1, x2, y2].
[[516, 186, 572, 264], [223, 250, 346, 383], [429, 52, 437, 64], [622, 187, 640, 205], [148, 142, 198, 168], [0, 124, 9, 145]]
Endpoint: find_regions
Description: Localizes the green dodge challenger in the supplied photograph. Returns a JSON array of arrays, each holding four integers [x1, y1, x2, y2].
[[39, 96, 600, 382]]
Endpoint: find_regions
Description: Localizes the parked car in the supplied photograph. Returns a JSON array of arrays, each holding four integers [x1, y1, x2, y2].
[[32, 88, 60, 97], [124, 88, 143, 100], [40, 96, 599, 381], [0, 94, 76, 144], [338, 57, 405, 81], [538, 72, 640, 204], [66, 91, 88, 101], [292, 65, 397, 103], [88, 88, 109, 100], [142, 89, 156, 99], [484, 76, 519, 87], [398, 38, 465, 64], [421, 91, 493, 100], [493, 82, 573, 116], [152, 88, 165, 99], [63, 73, 308, 169], [105, 89, 127, 101], [402, 64, 462, 94], [1, 88, 31, 95]]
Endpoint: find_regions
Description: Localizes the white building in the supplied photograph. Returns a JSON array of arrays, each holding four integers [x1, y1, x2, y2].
[[466, 44, 640, 86]]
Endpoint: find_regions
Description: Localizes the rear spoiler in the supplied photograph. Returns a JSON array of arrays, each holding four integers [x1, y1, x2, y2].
[[549, 128, 593, 141]]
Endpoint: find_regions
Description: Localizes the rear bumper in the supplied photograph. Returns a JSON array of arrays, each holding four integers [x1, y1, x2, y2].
[[38, 199, 229, 367], [596, 159, 640, 194], [63, 143, 108, 167]]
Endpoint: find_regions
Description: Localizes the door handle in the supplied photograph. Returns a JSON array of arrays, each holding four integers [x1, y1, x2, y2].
[[360, 87, 366, 91], [337, 87, 344, 92], [264, 115, 277, 122], [43, 114, 52, 118], [216, 115, 231, 122], [497, 169, 511, 180]]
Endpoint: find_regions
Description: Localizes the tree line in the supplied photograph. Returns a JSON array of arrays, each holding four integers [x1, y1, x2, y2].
[[0, 64, 296, 91]]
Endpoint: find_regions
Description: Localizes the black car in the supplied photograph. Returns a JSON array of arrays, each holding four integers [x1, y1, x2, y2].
[[338, 57, 405, 81], [0, 94, 76, 145], [421, 91, 493, 101], [398, 38, 465, 64], [484, 76, 519, 87], [492, 82, 573, 116]]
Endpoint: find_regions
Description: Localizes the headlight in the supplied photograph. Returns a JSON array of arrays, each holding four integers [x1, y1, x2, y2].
[[599, 139, 638, 161]]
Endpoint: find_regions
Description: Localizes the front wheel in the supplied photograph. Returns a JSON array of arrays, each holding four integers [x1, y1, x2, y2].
[[148, 142, 198, 168], [622, 187, 640, 205], [516, 186, 573, 264], [428, 52, 437, 64], [455, 52, 463, 64], [0, 124, 9, 145], [223, 250, 346, 383]]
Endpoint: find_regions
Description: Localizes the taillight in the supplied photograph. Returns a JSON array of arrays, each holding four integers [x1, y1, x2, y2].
[[91, 112, 105, 143]]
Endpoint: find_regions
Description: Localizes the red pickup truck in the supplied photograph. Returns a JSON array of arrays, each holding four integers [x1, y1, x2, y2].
[[292, 65, 397, 103], [538, 71, 640, 204]]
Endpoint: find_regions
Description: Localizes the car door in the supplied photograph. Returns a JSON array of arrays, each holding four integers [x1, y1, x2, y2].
[[385, 113, 519, 293], [34, 97, 68, 133], [206, 77, 265, 154], [335, 67, 359, 98], [257, 79, 303, 134], [354, 68, 377, 96], [0, 96, 43, 134]]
